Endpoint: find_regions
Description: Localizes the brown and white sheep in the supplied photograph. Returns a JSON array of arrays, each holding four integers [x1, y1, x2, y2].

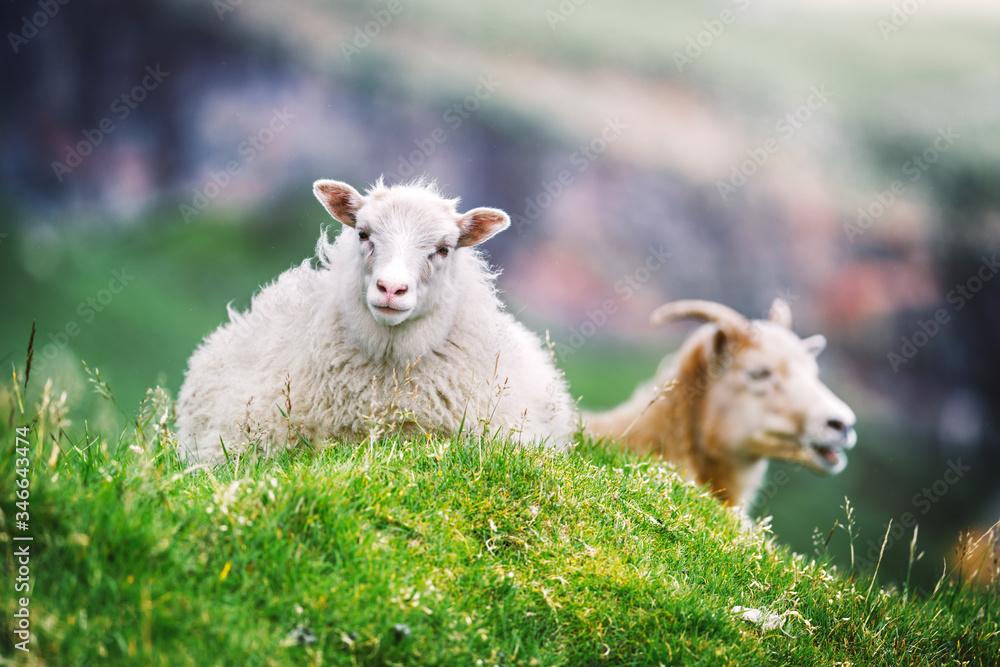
[[584, 298, 857, 511]]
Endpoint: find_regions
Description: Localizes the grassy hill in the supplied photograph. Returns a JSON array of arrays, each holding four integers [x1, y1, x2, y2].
[[1, 368, 998, 666]]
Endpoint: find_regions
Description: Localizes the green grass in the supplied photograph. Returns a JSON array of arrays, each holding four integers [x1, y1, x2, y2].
[[1, 370, 998, 665], [0, 202, 323, 429]]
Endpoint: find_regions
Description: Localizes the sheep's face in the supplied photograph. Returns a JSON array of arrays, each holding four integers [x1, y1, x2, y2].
[[313, 179, 510, 326], [701, 322, 857, 476]]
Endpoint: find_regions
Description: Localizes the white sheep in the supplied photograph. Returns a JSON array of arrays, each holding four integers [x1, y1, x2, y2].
[[584, 298, 857, 511], [175, 178, 576, 462]]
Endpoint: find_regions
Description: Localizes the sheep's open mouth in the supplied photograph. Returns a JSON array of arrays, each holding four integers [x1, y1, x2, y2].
[[811, 443, 845, 468]]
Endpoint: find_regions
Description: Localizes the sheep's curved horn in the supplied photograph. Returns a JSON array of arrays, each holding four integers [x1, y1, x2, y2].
[[649, 300, 750, 331], [767, 298, 792, 329]]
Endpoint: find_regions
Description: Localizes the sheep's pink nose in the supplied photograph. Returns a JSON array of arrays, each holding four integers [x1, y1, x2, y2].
[[376, 280, 408, 297]]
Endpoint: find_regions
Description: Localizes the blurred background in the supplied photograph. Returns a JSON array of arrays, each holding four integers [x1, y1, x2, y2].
[[2, 0, 999, 590]]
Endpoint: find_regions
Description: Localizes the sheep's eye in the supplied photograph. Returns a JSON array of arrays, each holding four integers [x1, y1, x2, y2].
[[358, 230, 369, 242], [436, 246, 450, 258], [748, 368, 772, 381]]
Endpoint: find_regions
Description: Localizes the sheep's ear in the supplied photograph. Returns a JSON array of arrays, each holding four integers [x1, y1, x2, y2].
[[802, 334, 826, 357], [313, 180, 364, 228], [456, 207, 510, 247], [768, 298, 792, 329], [711, 328, 728, 360]]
